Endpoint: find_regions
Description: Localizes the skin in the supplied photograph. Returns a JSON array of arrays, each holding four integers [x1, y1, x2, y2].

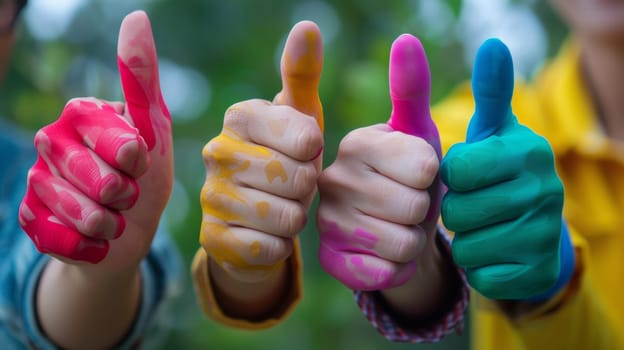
[[8, 11, 173, 349], [317, 35, 458, 320], [200, 21, 323, 320]]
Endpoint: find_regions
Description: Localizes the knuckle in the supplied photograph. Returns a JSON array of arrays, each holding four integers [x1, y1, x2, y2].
[[468, 274, 493, 297], [317, 165, 337, 189], [201, 183, 225, 208], [64, 97, 83, 110], [26, 167, 42, 186], [201, 140, 218, 162], [418, 148, 440, 187], [33, 129, 52, 153], [278, 202, 305, 237], [450, 241, 469, 267], [97, 175, 137, 209], [295, 119, 323, 159], [291, 163, 317, 199], [202, 137, 234, 168], [405, 190, 430, 224], [392, 232, 420, 263], [338, 129, 368, 159], [223, 102, 250, 129], [257, 237, 291, 264]]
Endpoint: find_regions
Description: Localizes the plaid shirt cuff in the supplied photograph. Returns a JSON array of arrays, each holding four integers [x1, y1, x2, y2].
[[353, 227, 469, 343]]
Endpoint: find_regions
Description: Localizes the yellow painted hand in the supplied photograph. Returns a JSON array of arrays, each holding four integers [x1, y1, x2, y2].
[[199, 21, 324, 283]]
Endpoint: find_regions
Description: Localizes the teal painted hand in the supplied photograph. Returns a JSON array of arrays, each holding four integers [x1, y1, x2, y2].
[[440, 39, 564, 300]]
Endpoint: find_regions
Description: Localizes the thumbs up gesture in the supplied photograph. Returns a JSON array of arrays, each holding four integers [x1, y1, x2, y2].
[[317, 35, 444, 292], [440, 39, 564, 300], [19, 11, 173, 271], [199, 21, 323, 288]]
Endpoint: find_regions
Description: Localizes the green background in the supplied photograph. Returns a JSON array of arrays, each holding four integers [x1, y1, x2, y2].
[[1, 0, 567, 349]]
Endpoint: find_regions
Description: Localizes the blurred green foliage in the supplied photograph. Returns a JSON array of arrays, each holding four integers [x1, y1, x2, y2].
[[1, 0, 567, 349]]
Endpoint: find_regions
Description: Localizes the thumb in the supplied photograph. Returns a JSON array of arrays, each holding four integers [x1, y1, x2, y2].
[[387, 34, 442, 227], [466, 38, 514, 143], [117, 10, 170, 151], [274, 20, 324, 131], [388, 34, 437, 144]]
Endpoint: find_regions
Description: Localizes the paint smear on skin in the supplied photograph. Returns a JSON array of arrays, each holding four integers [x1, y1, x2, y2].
[[250, 240, 262, 258], [279, 29, 324, 131], [201, 129, 281, 271], [265, 159, 288, 184], [268, 118, 287, 137], [201, 129, 273, 222], [200, 189, 243, 223], [40, 101, 139, 208], [353, 228, 380, 250], [19, 183, 109, 263], [57, 140, 137, 208], [70, 102, 146, 172], [117, 17, 171, 156], [348, 255, 391, 287], [256, 201, 270, 219], [320, 242, 415, 290], [34, 177, 123, 239], [318, 220, 416, 289], [319, 243, 391, 289], [119, 58, 172, 157], [319, 219, 379, 254], [348, 255, 415, 289], [201, 222, 275, 272], [118, 58, 156, 150]]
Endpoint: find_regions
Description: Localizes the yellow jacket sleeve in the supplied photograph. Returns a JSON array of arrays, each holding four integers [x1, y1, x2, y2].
[[191, 238, 303, 330]]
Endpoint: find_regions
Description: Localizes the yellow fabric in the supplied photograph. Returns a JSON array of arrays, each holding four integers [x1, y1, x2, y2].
[[433, 41, 624, 349], [191, 238, 303, 330]]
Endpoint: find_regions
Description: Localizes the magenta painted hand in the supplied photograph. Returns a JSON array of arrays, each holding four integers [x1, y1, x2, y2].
[[317, 34, 442, 290], [19, 11, 173, 267]]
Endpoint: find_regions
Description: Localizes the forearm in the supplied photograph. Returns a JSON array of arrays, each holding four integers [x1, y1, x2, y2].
[[36, 259, 141, 350], [380, 232, 461, 322]]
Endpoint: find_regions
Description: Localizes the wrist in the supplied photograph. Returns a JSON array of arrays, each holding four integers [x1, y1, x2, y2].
[[47, 258, 141, 288], [37, 259, 142, 349], [209, 257, 290, 321], [380, 229, 459, 320]]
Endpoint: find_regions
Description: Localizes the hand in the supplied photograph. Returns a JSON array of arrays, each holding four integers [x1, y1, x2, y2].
[[440, 39, 564, 300], [19, 12, 173, 272], [317, 34, 443, 291], [199, 21, 323, 283]]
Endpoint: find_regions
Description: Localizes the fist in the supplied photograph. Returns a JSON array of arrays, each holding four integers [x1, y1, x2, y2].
[[19, 11, 173, 268], [199, 21, 323, 283], [440, 39, 564, 299], [317, 34, 443, 290]]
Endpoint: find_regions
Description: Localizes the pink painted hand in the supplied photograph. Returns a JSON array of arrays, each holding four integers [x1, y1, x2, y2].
[[19, 11, 172, 268], [317, 34, 442, 290], [199, 21, 323, 283]]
